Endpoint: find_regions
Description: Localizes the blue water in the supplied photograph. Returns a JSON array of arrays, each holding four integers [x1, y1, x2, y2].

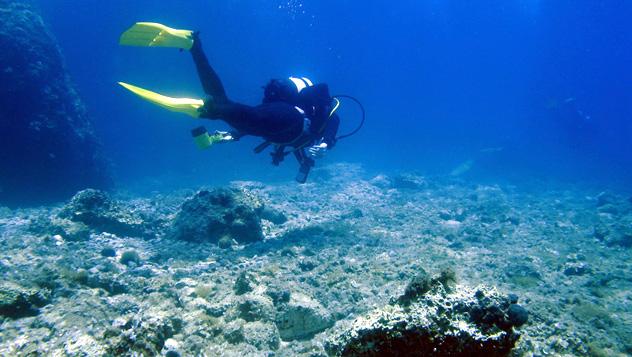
[[34, 0, 632, 190]]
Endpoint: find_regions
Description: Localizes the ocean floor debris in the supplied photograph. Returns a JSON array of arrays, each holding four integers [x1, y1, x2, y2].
[[169, 188, 265, 243], [325, 270, 525, 356], [1, 164, 631, 356]]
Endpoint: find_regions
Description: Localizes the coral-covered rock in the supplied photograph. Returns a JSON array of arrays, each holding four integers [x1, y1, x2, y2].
[[0, 1, 111, 207], [563, 262, 591, 276], [276, 292, 333, 341], [398, 267, 456, 306], [237, 294, 275, 322], [59, 189, 146, 237], [266, 284, 291, 306], [260, 207, 288, 225], [169, 188, 264, 243], [106, 307, 182, 356], [0, 281, 50, 318], [29, 214, 91, 241], [234, 270, 256, 295], [243, 321, 281, 351], [326, 273, 525, 357]]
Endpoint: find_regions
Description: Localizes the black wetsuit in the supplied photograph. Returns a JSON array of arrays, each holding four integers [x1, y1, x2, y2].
[[190, 36, 339, 147]]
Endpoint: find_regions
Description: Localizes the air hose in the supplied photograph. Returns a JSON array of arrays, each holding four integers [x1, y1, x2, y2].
[[332, 95, 365, 140], [252, 94, 366, 158]]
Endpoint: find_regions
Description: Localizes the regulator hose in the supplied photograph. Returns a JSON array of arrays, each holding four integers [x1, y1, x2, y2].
[[332, 95, 365, 140]]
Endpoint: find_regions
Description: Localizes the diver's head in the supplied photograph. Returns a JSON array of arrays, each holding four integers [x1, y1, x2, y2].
[[262, 76, 314, 104]]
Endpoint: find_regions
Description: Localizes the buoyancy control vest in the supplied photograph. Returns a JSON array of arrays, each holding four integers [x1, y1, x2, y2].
[[259, 76, 364, 183], [262, 77, 335, 145]]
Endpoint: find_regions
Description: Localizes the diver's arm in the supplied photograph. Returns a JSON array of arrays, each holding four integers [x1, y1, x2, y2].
[[307, 114, 339, 158], [322, 114, 340, 148], [190, 33, 228, 103]]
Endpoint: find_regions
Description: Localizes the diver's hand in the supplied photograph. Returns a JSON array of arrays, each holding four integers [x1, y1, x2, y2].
[[308, 142, 328, 159], [213, 130, 234, 143]]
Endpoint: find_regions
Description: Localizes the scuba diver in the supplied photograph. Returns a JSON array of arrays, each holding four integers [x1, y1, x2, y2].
[[118, 22, 362, 183]]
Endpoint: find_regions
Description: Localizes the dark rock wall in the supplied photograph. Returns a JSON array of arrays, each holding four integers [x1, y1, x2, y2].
[[0, 0, 111, 206]]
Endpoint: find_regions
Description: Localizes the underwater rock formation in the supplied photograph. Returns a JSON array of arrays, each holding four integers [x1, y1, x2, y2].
[[0, 281, 49, 318], [276, 292, 334, 341], [169, 188, 264, 244], [2, 166, 630, 355], [105, 306, 183, 356], [0, 0, 111, 207], [59, 189, 146, 237], [398, 267, 456, 306], [326, 269, 526, 356]]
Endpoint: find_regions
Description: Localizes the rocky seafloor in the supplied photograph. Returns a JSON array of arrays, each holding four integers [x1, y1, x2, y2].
[[1, 163, 631, 356]]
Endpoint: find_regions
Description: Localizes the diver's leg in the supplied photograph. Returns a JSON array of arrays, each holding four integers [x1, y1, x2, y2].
[[294, 149, 314, 183], [190, 33, 228, 103], [199, 102, 304, 143]]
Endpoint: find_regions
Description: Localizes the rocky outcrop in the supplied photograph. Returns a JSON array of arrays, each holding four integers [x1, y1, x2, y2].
[[169, 189, 265, 244], [0, 281, 50, 318], [326, 269, 527, 356], [0, 0, 110, 207], [276, 292, 333, 341], [59, 189, 146, 237], [105, 306, 182, 356]]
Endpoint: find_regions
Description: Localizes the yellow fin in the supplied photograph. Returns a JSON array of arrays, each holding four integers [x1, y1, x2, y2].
[[118, 82, 203, 118], [119, 22, 193, 50]]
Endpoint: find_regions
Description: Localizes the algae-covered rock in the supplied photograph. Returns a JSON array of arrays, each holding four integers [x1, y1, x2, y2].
[[237, 294, 275, 322], [29, 215, 91, 241], [266, 284, 291, 306], [0, 281, 49, 318], [326, 273, 525, 356], [507, 304, 528, 328], [119, 250, 141, 266], [234, 270, 256, 295], [169, 188, 264, 243], [399, 267, 457, 306], [85, 273, 129, 295], [107, 308, 182, 356], [260, 207, 288, 225], [59, 189, 146, 237], [100, 247, 116, 257], [0, 0, 111, 207], [276, 292, 333, 341], [398, 268, 432, 305], [221, 320, 243, 344], [243, 321, 281, 351], [217, 235, 234, 249], [563, 262, 591, 276], [63, 333, 108, 356]]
